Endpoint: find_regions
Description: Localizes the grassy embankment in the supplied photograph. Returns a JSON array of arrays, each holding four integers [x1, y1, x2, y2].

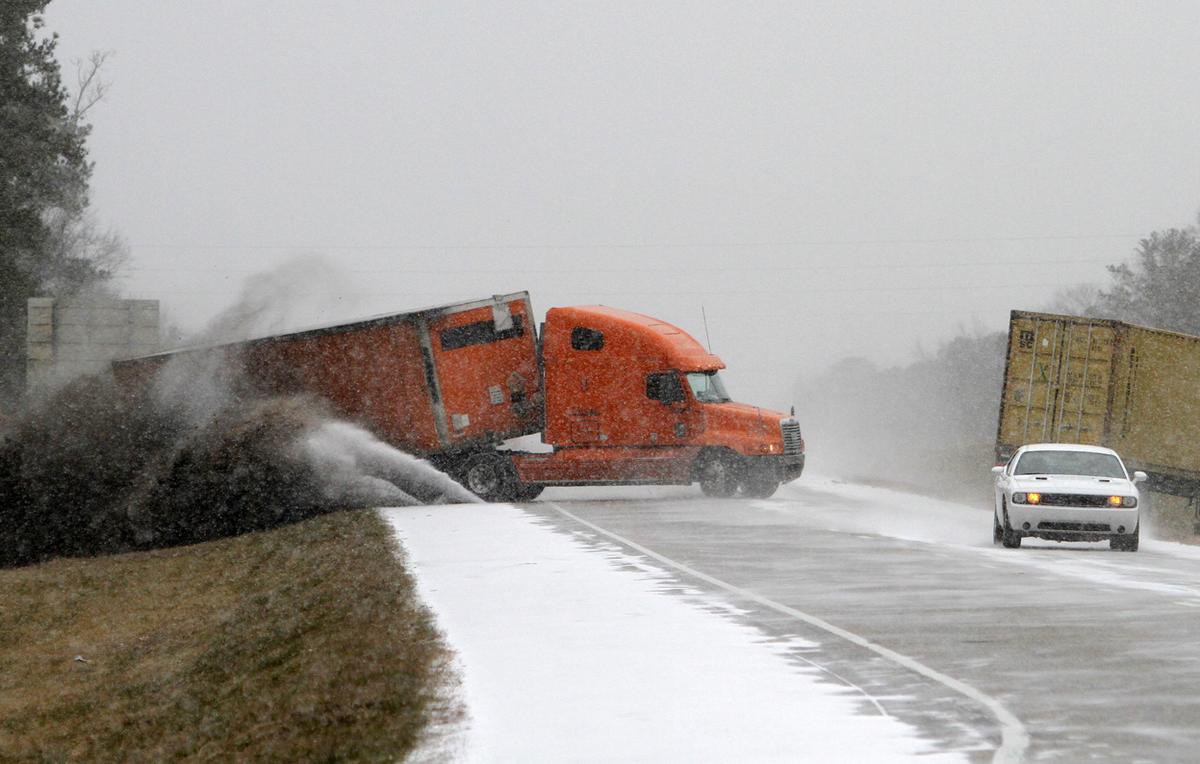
[[0, 509, 457, 761]]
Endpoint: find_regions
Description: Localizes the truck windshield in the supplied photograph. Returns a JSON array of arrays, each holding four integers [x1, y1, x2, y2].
[[1014, 450, 1127, 479], [686, 371, 731, 403]]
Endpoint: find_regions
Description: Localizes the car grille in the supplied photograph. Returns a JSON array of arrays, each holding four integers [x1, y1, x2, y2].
[[1038, 522, 1112, 533], [1036, 493, 1114, 508], [781, 420, 803, 455]]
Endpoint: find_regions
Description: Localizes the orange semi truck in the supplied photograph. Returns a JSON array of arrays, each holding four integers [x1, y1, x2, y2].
[[113, 292, 804, 501]]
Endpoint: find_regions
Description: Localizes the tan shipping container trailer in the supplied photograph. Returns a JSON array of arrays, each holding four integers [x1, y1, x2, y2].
[[997, 310, 1200, 496]]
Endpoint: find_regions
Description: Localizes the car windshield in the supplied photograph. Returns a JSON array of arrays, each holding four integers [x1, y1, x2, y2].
[[1014, 450, 1127, 479], [686, 371, 731, 403]]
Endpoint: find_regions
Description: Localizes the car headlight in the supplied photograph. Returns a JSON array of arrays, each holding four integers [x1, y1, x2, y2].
[[1116, 496, 1137, 508], [1012, 492, 1026, 504]]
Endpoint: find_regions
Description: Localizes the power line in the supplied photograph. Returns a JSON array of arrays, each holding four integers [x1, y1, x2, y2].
[[118, 255, 1121, 276], [116, 281, 1100, 298], [127, 232, 1142, 252]]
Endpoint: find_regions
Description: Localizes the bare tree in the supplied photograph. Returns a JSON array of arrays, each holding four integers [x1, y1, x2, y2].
[[71, 50, 111, 121], [39, 49, 129, 299], [1044, 283, 1102, 317]]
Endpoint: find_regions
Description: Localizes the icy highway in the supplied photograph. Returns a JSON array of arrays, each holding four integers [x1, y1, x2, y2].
[[521, 478, 1200, 761]]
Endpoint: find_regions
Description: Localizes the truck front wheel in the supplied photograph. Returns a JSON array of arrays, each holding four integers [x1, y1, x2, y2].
[[698, 452, 741, 498]]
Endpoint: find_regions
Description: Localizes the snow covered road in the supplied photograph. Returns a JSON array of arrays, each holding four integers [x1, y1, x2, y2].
[[384, 478, 1200, 761], [382, 502, 960, 762]]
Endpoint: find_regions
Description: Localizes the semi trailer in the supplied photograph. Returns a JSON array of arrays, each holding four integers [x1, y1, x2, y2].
[[114, 292, 804, 501], [996, 309, 1200, 496]]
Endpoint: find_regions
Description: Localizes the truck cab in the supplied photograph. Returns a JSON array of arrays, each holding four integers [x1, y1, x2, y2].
[[505, 305, 804, 498]]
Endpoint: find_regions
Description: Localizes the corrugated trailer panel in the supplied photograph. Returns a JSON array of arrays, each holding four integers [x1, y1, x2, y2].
[[998, 310, 1200, 493], [997, 312, 1117, 452], [1109, 325, 1200, 482]]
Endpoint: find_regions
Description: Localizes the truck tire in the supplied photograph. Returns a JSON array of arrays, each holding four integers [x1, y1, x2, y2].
[[739, 469, 779, 499], [459, 453, 518, 503], [698, 452, 740, 498]]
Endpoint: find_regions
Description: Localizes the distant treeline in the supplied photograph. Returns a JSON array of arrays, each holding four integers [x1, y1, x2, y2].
[[796, 216, 1200, 496]]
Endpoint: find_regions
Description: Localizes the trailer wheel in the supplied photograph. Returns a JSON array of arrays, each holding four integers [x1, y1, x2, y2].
[[460, 453, 518, 503], [698, 452, 740, 498]]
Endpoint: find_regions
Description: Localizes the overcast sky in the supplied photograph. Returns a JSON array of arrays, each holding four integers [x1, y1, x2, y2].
[[44, 1, 1200, 408]]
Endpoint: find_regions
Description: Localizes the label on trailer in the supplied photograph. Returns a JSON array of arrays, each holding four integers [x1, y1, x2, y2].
[[488, 385, 504, 405]]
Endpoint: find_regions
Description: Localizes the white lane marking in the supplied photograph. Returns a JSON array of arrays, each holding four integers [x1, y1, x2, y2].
[[547, 501, 1030, 764]]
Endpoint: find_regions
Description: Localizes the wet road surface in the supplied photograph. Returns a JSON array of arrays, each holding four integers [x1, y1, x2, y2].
[[524, 481, 1200, 762]]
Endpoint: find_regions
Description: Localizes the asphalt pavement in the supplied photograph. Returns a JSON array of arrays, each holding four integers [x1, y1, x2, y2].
[[524, 481, 1200, 762]]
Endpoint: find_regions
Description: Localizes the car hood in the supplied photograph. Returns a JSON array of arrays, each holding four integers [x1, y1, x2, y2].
[[1009, 475, 1137, 495]]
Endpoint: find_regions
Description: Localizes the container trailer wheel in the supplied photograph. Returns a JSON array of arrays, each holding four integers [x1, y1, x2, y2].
[[459, 452, 518, 503]]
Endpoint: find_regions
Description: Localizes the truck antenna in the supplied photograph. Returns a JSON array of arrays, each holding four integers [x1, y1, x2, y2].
[[701, 304, 713, 352]]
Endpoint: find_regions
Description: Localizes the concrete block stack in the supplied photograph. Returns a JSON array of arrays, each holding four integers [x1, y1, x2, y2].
[[26, 297, 160, 393]]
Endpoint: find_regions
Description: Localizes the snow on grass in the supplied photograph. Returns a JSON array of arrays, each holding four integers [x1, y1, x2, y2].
[[382, 503, 961, 763]]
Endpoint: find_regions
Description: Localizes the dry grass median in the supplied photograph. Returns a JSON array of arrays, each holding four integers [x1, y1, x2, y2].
[[0, 508, 458, 761]]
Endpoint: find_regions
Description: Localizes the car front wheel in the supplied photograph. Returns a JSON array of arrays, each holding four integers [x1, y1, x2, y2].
[[1000, 502, 1022, 548]]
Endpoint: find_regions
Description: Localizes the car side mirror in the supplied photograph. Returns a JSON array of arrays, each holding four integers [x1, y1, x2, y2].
[[990, 466, 1005, 476], [1133, 470, 1148, 484]]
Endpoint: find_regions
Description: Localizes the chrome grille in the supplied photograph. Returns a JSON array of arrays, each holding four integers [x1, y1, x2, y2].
[[781, 420, 803, 455]]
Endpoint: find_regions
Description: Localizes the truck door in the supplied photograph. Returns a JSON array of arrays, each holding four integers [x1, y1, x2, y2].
[[426, 297, 541, 447], [1000, 316, 1116, 446]]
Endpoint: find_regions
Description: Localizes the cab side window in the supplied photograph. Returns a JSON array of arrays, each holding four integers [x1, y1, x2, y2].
[[645, 371, 684, 404], [571, 327, 604, 351]]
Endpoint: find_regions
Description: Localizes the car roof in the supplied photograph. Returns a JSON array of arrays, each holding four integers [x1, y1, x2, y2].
[[1017, 443, 1120, 456]]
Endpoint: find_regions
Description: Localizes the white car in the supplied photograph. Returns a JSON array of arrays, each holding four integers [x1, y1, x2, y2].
[[992, 443, 1147, 552]]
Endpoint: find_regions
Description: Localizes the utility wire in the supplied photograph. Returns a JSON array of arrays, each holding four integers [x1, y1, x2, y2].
[[127, 232, 1142, 252]]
